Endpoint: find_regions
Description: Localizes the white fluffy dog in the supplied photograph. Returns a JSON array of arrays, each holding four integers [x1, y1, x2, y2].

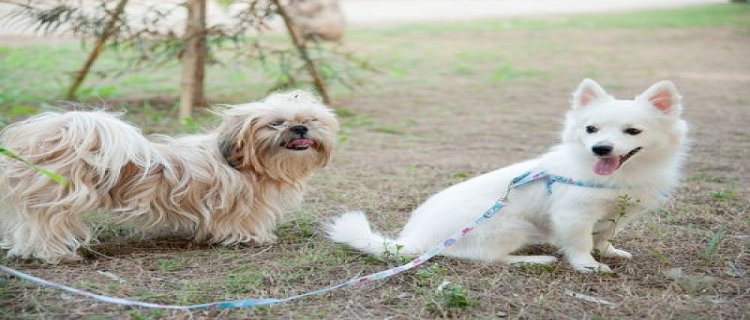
[[0, 91, 338, 263], [328, 79, 687, 272]]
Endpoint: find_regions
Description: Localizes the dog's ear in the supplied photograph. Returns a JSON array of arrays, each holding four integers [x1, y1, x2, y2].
[[638, 80, 682, 116], [572, 78, 610, 109], [217, 114, 260, 171]]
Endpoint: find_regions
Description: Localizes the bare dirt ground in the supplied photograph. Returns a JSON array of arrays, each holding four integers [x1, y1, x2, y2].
[[1, 10, 749, 320]]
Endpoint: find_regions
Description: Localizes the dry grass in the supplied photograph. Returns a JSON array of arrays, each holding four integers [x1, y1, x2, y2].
[[1, 5, 749, 319]]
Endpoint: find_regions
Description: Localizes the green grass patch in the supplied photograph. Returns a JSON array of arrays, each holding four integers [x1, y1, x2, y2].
[[490, 62, 546, 83], [276, 216, 317, 242], [709, 190, 739, 201], [154, 258, 187, 272], [372, 125, 404, 135], [700, 226, 727, 259], [224, 271, 264, 294], [427, 283, 477, 315], [371, 4, 750, 36]]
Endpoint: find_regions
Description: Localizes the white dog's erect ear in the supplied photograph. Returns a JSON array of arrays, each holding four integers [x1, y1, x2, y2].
[[572, 78, 610, 109], [638, 80, 682, 116]]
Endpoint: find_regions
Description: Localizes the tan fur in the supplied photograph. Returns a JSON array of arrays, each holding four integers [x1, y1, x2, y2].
[[0, 90, 338, 263]]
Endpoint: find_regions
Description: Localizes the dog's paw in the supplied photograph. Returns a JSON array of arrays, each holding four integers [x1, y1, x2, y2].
[[603, 247, 632, 259], [43, 253, 82, 264], [571, 261, 612, 273]]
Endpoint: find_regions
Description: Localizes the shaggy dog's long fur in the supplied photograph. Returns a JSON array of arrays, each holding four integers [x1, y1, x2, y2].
[[328, 79, 688, 273], [0, 91, 338, 263]]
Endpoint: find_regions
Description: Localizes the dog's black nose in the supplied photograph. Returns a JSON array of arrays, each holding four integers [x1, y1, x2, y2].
[[592, 145, 613, 156], [290, 125, 308, 135]]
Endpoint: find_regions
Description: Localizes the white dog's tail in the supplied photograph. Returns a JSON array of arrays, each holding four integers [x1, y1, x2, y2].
[[326, 211, 416, 257]]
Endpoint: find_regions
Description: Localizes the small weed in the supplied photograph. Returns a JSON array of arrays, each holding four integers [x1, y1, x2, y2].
[[647, 249, 674, 265], [372, 126, 403, 134], [334, 107, 355, 118], [106, 281, 121, 292], [700, 226, 726, 259], [362, 254, 388, 265], [337, 132, 349, 143], [404, 165, 417, 175], [490, 62, 543, 83], [450, 171, 468, 180], [129, 309, 165, 320], [0, 279, 9, 299], [302, 248, 347, 267], [141, 101, 166, 122], [415, 264, 447, 279], [605, 195, 640, 240], [277, 216, 316, 241], [225, 272, 264, 294], [154, 258, 187, 272], [7, 105, 39, 117], [403, 118, 419, 126], [181, 280, 211, 303], [415, 264, 447, 286], [340, 113, 374, 129], [382, 243, 410, 264], [89, 218, 137, 240], [709, 190, 738, 201], [510, 263, 559, 274], [453, 64, 476, 75], [427, 283, 477, 315], [664, 268, 716, 296], [77, 84, 118, 99], [181, 116, 200, 133], [689, 174, 734, 183]]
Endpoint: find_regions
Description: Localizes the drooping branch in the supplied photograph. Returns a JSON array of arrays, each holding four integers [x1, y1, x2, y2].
[[65, 0, 128, 100], [271, 0, 331, 105]]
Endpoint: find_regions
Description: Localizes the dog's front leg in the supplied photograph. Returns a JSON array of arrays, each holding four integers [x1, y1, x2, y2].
[[551, 208, 612, 273], [592, 222, 632, 259]]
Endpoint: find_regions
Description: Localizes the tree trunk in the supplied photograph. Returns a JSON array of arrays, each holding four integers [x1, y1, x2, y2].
[[179, 0, 207, 119], [272, 0, 331, 105], [65, 0, 128, 100]]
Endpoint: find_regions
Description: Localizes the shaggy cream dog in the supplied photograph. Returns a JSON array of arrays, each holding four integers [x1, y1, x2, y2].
[[0, 91, 338, 263]]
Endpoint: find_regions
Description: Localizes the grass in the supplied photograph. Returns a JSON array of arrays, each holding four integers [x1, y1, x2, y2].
[[370, 3, 750, 36], [1, 3, 749, 319]]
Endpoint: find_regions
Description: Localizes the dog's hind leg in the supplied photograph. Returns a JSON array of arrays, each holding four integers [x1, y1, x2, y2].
[[5, 205, 92, 263], [3, 174, 97, 263], [445, 218, 557, 264]]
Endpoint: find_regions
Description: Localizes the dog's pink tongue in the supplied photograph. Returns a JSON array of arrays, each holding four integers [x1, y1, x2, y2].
[[594, 157, 620, 176], [287, 138, 314, 148]]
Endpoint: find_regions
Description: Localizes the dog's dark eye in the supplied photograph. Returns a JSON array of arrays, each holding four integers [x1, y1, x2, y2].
[[585, 126, 598, 134], [624, 128, 642, 135], [269, 119, 285, 127]]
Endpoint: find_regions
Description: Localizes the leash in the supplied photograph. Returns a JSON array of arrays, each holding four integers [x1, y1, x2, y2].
[[0, 170, 622, 310]]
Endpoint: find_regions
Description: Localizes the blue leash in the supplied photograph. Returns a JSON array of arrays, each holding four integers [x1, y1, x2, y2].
[[0, 170, 623, 310]]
